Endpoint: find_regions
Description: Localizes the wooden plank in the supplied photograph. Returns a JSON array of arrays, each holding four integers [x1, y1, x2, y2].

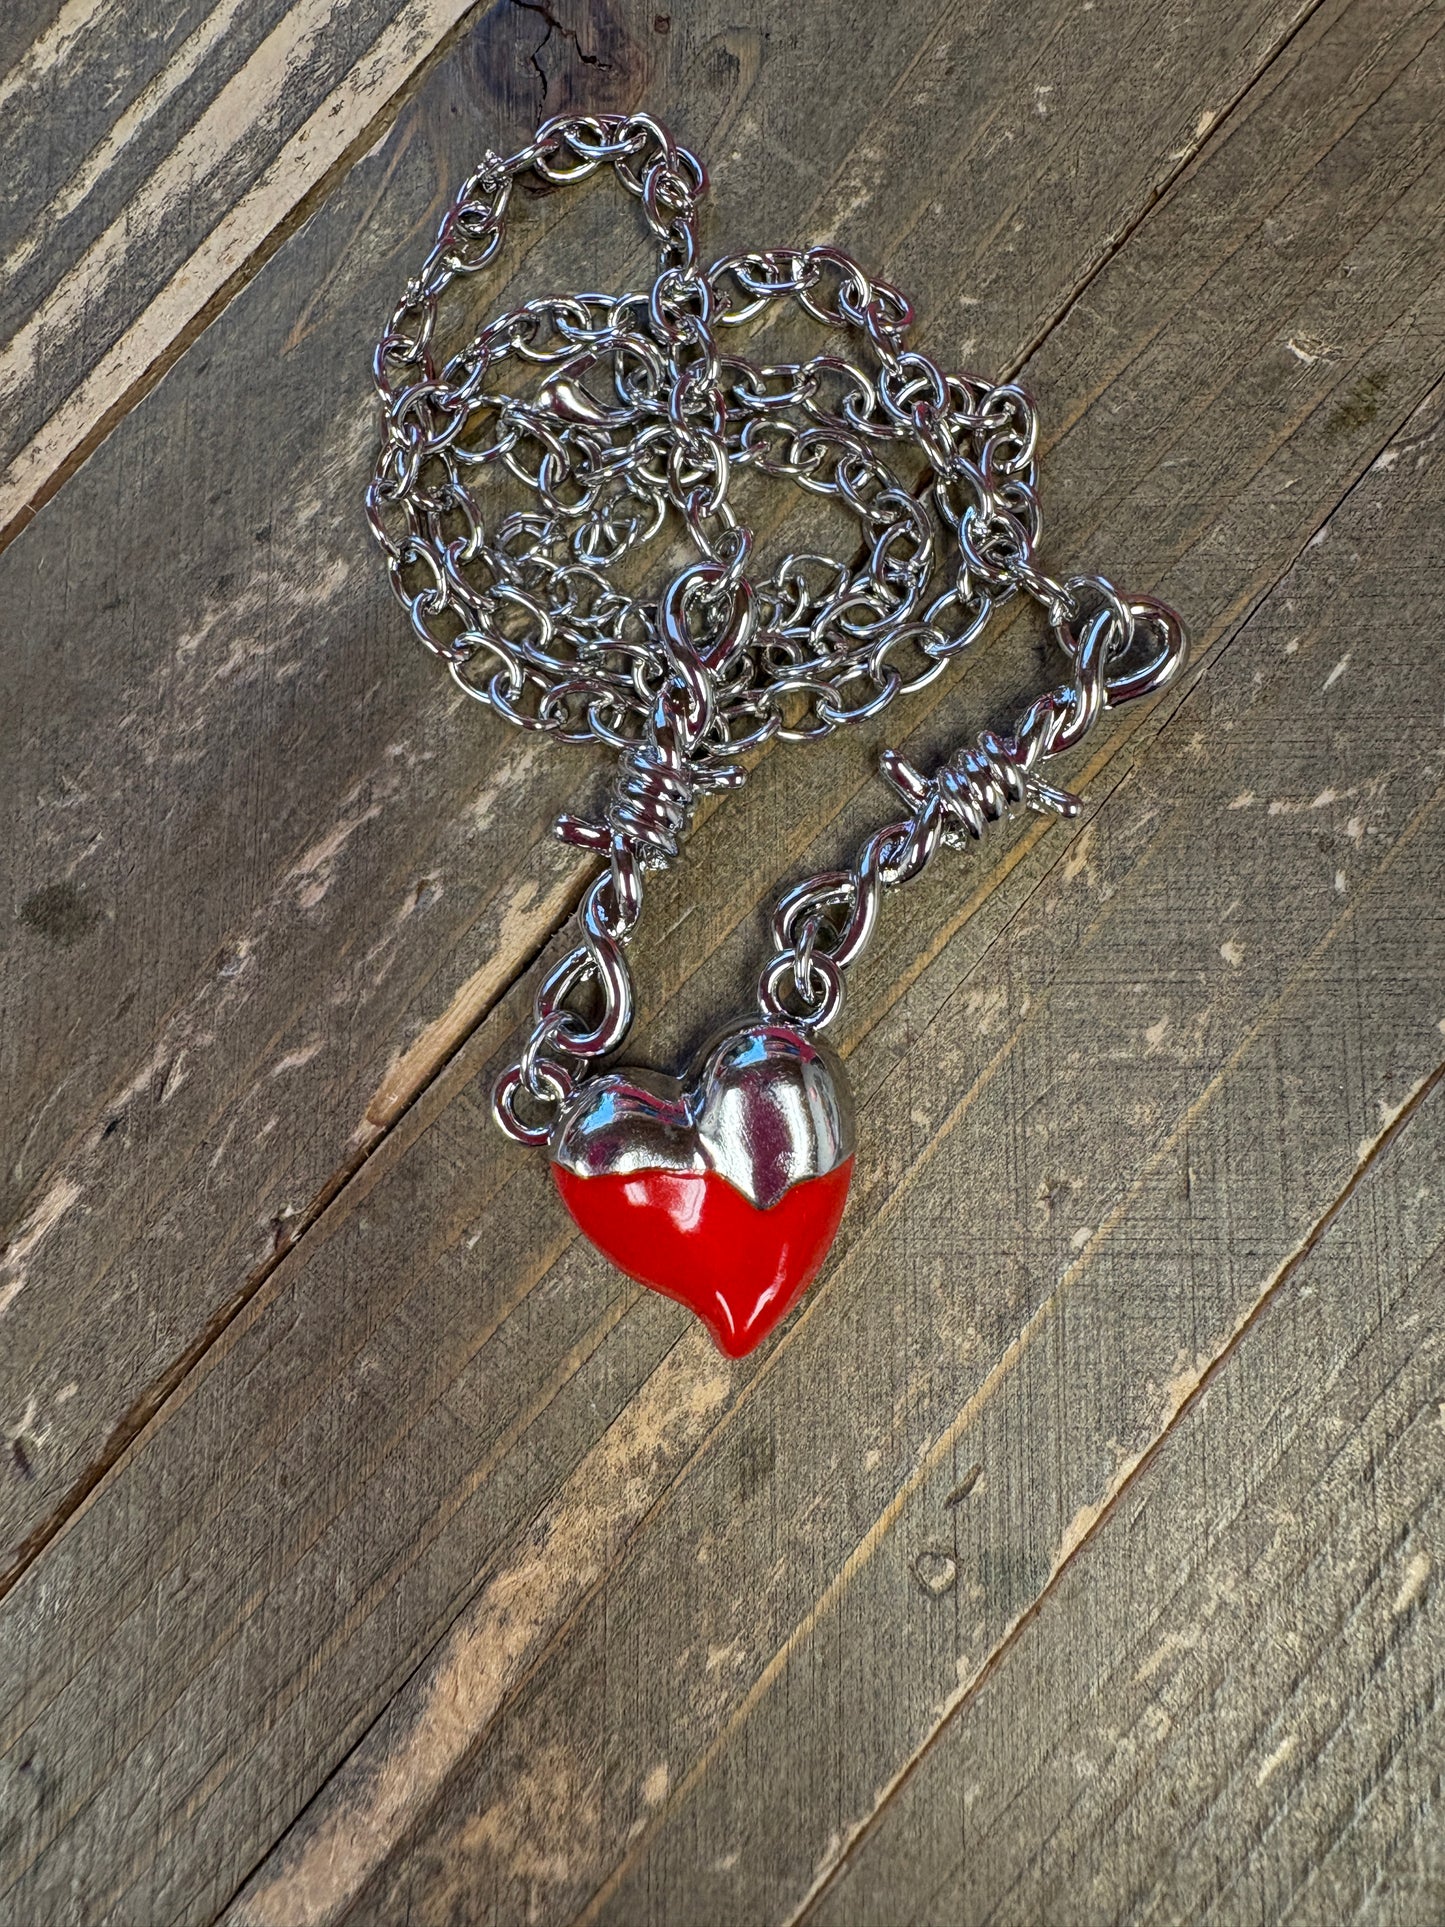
[[0, 8, 605, 1578], [802, 1073, 1445, 1927], [0, 0, 534, 547], [0, 0, 1321, 1588], [0, 32, 1439, 1916], [214, 356, 1445, 1927]]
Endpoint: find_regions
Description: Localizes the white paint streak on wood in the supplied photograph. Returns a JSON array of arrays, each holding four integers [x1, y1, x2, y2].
[[360, 870, 581, 1135], [272, 1043, 323, 1076], [231, 1339, 733, 1927], [0, 0, 110, 113], [0, 1176, 83, 1318], [1392, 1549, 1431, 1615], [4, 1393, 46, 1451], [0, 0, 256, 287], [288, 802, 385, 911], [1134, 1627, 1194, 1684], [0, 0, 354, 408], [0, 0, 478, 532], [1255, 1732, 1297, 1786]]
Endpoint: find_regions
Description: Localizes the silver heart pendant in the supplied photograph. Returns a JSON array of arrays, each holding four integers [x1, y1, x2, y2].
[[549, 1023, 856, 1356]]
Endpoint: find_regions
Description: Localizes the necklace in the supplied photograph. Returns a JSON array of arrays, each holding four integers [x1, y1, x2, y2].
[[367, 111, 1186, 1357]]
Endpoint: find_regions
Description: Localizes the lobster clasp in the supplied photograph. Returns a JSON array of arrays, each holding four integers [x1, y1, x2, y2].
[[537, 349, 641, 428]]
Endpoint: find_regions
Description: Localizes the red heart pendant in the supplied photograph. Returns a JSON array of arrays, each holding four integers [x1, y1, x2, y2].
[[549, 1023, 855, 1356]]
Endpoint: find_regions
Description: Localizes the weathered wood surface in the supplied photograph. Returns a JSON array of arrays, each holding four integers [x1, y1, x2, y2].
[[0, 0, 1329, 1584], [0, 0, 525, 544], [0, 0, 656, 1589], [1, 0, 1444, 1922], [805, 1070, 1445, 1927], [221, 372, 1445, 1927]]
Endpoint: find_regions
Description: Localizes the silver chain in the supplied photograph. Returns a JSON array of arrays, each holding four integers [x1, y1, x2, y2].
[[367, 112, 1187, 1145]]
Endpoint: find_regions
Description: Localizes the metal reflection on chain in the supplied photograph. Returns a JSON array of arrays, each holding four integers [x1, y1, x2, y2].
[[367, 112, 1186, 1351]]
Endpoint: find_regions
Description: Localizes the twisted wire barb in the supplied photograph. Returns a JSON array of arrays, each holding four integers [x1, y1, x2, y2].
[[757, 595, 1188, 1027]]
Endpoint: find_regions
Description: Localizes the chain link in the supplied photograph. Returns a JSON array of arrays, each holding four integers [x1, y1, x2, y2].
[[368, 113, 1187, 1138]]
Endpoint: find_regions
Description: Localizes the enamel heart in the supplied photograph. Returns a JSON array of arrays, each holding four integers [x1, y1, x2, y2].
[[549, 1022, 855, 1357]]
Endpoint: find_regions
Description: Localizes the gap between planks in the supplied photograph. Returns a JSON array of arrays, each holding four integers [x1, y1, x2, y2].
[[0, 0, 1318, 554], [213, 352, 1445, 1918], [784, 1065, 1445, 1922], [0, 0, 494, 555], [571, 768, 1445, 1927]]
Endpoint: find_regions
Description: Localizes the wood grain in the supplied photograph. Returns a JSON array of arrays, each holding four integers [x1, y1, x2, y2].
[[221, 365, 1445, 1927], [0, 0, 1325, 1588], [801, 1074, 1445, 1927], [0, 0, 1442, 1921], [0, 0, 533, 546]]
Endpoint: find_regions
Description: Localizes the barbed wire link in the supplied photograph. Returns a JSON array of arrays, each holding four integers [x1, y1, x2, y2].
[[756, 592, 1186, 1028], [368, 114, 1188, 1139]]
